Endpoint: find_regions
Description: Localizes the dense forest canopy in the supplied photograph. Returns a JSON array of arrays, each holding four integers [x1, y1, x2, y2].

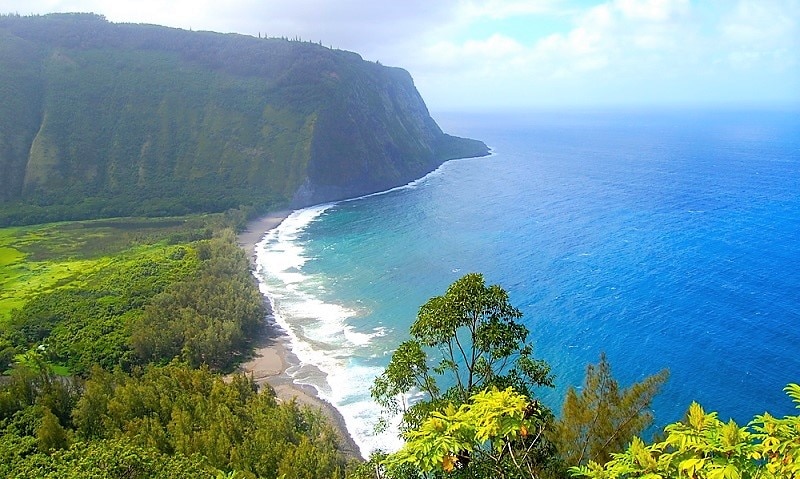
[[0, 215, 354, 478], [0, 13, 487, 227]]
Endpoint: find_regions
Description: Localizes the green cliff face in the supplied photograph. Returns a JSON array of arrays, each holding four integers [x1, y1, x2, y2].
[[0, 13, 488, 225]]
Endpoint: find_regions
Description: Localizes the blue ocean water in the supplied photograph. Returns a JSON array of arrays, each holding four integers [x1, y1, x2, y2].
[[254, 108, 800, 456]]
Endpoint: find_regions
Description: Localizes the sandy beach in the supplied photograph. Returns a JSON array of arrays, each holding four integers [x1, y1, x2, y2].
[[236, 211, 364, 460]]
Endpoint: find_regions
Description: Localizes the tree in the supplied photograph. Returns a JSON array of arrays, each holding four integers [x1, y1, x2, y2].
[[384, 387, 551, 479], [369, 274, 558, 478], [8, 438, 217, 478], [570, 384, 800, 479], [552, 353, 669, 467], [36, 406, 68, 453], [371, 273, 553, 431], [0, 338, 16, 372], [68, 363, 350, 478]]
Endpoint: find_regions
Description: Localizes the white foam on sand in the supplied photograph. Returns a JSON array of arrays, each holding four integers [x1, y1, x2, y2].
[[250, 162, 486, 456], [254, 204, 403, 457]]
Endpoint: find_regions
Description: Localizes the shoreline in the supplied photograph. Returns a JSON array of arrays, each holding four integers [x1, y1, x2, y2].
[[234, 158, 493, 461], [236, 210, 364, 460]]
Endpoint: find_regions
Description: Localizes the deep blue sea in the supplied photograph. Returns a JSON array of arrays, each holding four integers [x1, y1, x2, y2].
[[253, 108, 800, 456]]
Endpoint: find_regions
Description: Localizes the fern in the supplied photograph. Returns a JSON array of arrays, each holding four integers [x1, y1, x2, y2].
[[571, 383, 800, 479], [785, 383, 800, 408]]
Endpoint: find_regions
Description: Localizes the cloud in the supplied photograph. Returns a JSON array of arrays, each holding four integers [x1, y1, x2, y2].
[[415, 1, 676, 83], [5, 0, 462, 57], [461, 0, 567, 20], [2, 0, 798, 108], [612, 0, 689, 21], [409, 0, 799, 108], [525, 0, 694, 76], [228, 1, 460, 48], [718, 0, 800, 70]]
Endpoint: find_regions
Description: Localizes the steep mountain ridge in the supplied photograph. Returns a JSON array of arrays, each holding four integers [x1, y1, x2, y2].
[[0, 13, 488, 225]]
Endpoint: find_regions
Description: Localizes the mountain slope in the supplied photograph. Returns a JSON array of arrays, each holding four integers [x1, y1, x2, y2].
[[0, 13, 488, 225]]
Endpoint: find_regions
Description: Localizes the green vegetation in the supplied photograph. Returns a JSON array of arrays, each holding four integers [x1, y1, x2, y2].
[[0, 13, 488, 227], [0, 215, 354, 478], [570, 385, 800, 479], [552, 353, 669, 468], [384, 387, 550, 477], [0, 217, 264, 375], [0, 217, 215, 325], [367, 274, 559, 477], [0, 359, 348, 478], [371, 273, 553, 433], [2, 222, 795, 479], [129, 230, 265, 371], [0, 14, 786, 471], [5, 439, 215, 479], [0, 12, 490, 478], [365, 275, 797, 479]]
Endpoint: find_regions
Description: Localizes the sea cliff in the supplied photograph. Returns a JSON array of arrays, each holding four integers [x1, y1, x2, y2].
[[0, 13, 488, 226]]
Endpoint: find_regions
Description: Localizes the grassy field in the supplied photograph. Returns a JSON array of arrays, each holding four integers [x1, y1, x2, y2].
[[0, 216, 215, 323]]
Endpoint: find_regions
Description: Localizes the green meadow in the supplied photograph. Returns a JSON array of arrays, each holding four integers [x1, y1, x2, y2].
[[0, 212, 266, 377], [0, 216, 210, 323]]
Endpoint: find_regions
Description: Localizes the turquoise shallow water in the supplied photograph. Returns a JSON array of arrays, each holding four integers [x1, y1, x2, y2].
[[254, 108, 800, 456]]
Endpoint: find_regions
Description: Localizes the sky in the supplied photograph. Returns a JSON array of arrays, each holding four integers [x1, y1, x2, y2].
[[2, 0, 799, 111]]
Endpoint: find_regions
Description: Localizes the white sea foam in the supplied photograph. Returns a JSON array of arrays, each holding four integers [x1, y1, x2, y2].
[[254, 203, 405, 457], [339, 153, 485, 204], [249, 159, 497, 456], [254, 112, 800, 457]]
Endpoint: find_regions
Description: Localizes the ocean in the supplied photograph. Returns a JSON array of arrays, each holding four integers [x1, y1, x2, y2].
[[253, 107, 800, 457]]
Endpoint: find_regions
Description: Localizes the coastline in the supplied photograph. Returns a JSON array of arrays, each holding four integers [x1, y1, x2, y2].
[[236, 210, 364, 460], [233, 156, 494, 460]]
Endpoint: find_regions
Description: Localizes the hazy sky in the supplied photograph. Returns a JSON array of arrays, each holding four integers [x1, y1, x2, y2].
[[3, 0, 799, 110]]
